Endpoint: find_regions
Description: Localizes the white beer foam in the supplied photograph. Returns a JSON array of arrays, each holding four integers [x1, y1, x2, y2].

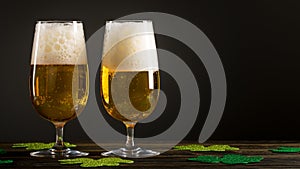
[[102, 20, 158, 71], [31, 21, 87, 65]]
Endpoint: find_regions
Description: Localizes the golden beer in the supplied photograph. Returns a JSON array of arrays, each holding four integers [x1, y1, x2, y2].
[[100, 66, 160, 122], [30, 64, 88, 123]]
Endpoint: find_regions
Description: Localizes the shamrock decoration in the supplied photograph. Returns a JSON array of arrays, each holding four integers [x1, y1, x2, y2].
[[12, 142, 76, 150], [174, 144, 239, 151], [188, 155, 221, 163], [0, 160, 13, 164], [271, 146, 300, 153], [0, 149, 6, 155], [220, 154, 264, 164], [59, 157, 134, 167], [189, 154, 263, 165], [0, 148, 13, 164]]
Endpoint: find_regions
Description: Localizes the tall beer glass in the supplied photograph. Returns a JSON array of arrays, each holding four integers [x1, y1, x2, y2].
[[30, 21, 89, 157], [100, 20, 160, 158]]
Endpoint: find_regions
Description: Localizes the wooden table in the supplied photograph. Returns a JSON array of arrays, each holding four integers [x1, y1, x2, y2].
[[1, 141, 300, 168]]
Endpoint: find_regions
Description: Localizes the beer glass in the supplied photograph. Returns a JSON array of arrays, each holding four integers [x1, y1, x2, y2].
[[100, 20, 160, 158], [30, 21, 89, 157]]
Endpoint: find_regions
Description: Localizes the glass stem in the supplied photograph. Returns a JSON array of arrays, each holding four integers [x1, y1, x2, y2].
[[53, 123, 66, 151], [124, 122, 136, 150]]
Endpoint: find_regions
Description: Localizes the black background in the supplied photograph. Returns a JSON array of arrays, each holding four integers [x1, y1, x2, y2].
[[1, 0, 300, 142]]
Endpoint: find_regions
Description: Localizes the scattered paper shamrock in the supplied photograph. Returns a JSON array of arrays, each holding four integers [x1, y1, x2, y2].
[[0, 149, 6, 155], [189, 154, 263, 165], [220, 154, 263, 164], [188, 155, 221, 163], [271, 146, 300, 153], [174, 144, 239, 151], [0, 149, 13, 165], [12, 142, 76, 150], [0, 160, 13, 164], [59, 157, 134, 167]]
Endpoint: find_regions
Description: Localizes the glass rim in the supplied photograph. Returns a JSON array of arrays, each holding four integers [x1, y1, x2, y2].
[[106, 20, 152, 24], [36, 20, 82, 24]]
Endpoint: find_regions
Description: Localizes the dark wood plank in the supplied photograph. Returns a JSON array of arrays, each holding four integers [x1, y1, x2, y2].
[[1, 141, 300, 168]]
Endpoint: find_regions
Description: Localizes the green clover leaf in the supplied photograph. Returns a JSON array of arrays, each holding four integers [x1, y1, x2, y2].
[[59, 157, 133, 167], [188, 155, 221, 163], [0, 160, 13, 164], [271, 146, 300, 153], [220, 154, 263, 164], [0, 148, 6, 154], [12, 142, 76, 150], [174, 144, 239, 151], [188, 154, 263, 165]]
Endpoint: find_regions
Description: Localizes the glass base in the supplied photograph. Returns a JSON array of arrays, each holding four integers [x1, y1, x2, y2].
[[30, 148, 89, 158], [101, 147, 160, 158]]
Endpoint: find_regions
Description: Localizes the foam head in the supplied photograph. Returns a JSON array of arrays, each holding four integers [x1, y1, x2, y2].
[[102, 20, 158, 71], [31, 21, 87, 65]]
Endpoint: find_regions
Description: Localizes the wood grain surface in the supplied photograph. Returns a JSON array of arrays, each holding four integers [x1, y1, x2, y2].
[[1, 141, 300, 168]]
